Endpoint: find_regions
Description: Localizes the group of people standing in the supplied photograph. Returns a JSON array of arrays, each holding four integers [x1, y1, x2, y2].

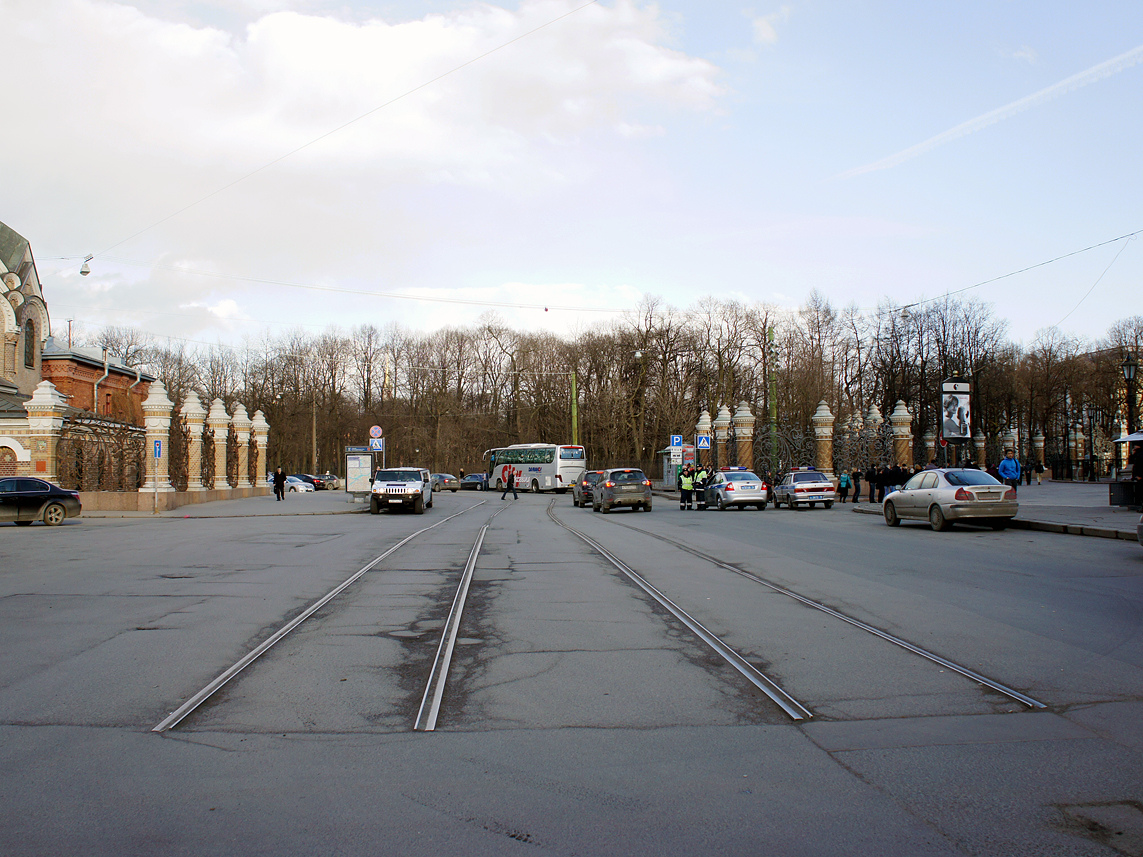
[[676, 463, 710, 510]]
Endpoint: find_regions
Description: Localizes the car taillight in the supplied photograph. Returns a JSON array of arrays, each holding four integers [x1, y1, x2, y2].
[[954, 488, 972, 501], [725, 483, 735, 491], [642, 480, 651, 487], [1004, 488, 1017, 500], [605, 481, 614, 487]]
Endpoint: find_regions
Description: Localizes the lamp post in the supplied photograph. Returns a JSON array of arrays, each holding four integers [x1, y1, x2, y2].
[[1123, 352, 1138, 435]]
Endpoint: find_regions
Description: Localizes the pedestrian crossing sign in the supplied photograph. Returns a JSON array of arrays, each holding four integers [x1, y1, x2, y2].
[[696, 435, 711, 449], [369, 438, 385, 452]]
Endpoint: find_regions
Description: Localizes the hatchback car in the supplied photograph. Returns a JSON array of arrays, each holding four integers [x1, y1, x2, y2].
[[460, 473, 488, 491], [593, 468, 652, 513], [431, 473, 460, 492], [0, 477, 82, 526], [572, 470, 605, 508], [285, 475, 314, 492], [705, 467, 769, 511], [370, 467, 432, 514], [319, 472, 340, 490], [883, 468, 1018, 531]]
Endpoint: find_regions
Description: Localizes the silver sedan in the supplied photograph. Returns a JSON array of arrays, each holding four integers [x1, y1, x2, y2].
[[705, 468, 769, 510], [883, 468, 1018, 531]]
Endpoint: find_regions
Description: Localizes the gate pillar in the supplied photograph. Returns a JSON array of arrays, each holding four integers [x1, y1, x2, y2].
[[23, 381, 68, 481], [233, 404, 252, 488], [251, 410, 270, 487], [890, 400, 913, 469], [1033, 432, 1045, 473], [713, 404, 732, 469], [182, 392, 206, 491], [207, 399, 230, 490], [812, 400, 835, 479], [865, 404, 883, 466], [141, 381, 175, 494], [922, 430, 936, 467], [974, 430, 987, 467], [733, 401, 754, 468]]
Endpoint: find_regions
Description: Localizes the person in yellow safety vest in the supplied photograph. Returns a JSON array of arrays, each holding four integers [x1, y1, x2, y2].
[[678, 465, 695, 510], [694, 466, 709, 509]]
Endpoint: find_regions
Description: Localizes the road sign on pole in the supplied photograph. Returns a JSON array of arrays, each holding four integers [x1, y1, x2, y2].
[[670, 435, 683, 447], [696, 435, 711, 450], [369, 425, 383, 438], [369, 438, 385, 452]]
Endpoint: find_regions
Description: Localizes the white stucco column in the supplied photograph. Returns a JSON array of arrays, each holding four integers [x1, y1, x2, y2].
[[712, 404, 732, 469], [207, 398, 230, 490], [232, 403, 252, 488], [889, 400, 913, 469], [141, 380, 175, 493], [182, 392, 206, 491], [23, 381, 68, 482], [695, 409, 712, 469], [251, 410, 270, 488], [812, 400, 835, 478], [732, 401, 755, 469]]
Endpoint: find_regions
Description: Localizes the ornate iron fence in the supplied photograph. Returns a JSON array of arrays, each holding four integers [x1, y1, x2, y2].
[[57, 415, 146, 491], [226, 426, 239, 488], [202, 426, 216, 490], [168, 412, 190, 492], [752, 424, 815, 484], [832, 421, 895, 475], [247, 435, 259, 485]]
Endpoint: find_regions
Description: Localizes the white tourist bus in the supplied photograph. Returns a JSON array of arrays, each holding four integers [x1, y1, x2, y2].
[[484, 443, 586, 493]]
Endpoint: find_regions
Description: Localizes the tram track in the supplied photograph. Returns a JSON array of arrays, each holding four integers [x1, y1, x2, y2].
[[153, 501, 491, 733], [559, 503, 1047, 713]]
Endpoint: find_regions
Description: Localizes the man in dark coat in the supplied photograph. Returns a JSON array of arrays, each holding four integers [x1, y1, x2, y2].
[[273, 467, 287, 501]]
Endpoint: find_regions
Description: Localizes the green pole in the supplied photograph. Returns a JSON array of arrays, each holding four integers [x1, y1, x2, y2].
[[768, 327, 778, 477], [570, 369, 578, 446]]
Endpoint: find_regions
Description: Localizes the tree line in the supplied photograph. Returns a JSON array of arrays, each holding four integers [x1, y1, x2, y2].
[[77, 295, 1143, 477]]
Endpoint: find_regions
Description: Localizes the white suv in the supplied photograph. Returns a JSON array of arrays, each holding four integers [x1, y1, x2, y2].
[[370, 467, 432, 514]]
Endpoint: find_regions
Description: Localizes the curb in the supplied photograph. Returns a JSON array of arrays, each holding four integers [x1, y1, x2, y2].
[[850, 503, 1136, 541], [81, 508, 368, 520]]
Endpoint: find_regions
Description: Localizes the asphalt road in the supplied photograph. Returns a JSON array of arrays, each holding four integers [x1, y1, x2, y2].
[[1, 492, 1141, 856]]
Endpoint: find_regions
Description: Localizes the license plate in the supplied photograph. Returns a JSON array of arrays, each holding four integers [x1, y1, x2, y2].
[[807, 494, 823, 499], [388, 498, 403, 504], [979, 492, 1000, 500]]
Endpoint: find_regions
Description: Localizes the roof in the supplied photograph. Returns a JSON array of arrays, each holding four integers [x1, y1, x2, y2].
[[0, 388, 31, 419], [40, 336, 156, 382], [0, 222, 30, 275]]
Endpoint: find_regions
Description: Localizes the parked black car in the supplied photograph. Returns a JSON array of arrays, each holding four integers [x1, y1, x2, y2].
[[460, 473, 488, 491], [0, 477, 82, 526], [291, 473, 327, 490]]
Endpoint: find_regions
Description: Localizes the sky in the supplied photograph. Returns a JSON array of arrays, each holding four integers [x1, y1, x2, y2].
[[5, 0, 1142, 350]]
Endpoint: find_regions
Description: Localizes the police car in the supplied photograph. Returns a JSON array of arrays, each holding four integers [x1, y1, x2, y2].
[[772, 467, 836, 510], [703, 467, 770, 511]]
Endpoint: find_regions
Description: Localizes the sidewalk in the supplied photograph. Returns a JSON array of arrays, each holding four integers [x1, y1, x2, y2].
[[849, 479, 1140, 541]]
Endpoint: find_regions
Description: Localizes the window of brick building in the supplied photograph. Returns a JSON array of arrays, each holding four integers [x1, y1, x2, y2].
[[24, 320, 35, 368]]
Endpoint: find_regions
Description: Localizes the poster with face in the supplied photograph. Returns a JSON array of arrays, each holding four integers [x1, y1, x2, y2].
[[941, 392, 971, 439]]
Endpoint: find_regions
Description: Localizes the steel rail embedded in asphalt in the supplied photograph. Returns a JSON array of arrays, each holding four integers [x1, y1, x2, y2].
[[152, 502, 487, 733], [414, 502, 511, 731], [600, 517, 1048, 711], [547, 503, 812, 721]]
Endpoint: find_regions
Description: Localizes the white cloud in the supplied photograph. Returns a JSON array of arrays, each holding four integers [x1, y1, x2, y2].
[[751, 5, 790, 46]]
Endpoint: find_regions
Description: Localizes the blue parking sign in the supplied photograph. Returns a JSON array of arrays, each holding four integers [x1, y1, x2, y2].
[[670, 435, 682, 447]]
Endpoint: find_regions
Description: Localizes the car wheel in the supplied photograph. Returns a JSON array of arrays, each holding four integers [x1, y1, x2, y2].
[[532, 479, 540, 493], [593, 502, 600, 512], [427, 495, 433, 509], [824, 501, 833, 509], [573, 496, 580, 507], [370, 497, 379, 514], [758, 503, 767, 511], [414, 496, 424, 515], [929, 505, 950, 532], [717, 495, 727, 511], [884, 502, 900, 527], [496, 479, 503, 490], [43, 503, 66, 526], [602, 502, 611, 513], [645, 502, 652, 512]]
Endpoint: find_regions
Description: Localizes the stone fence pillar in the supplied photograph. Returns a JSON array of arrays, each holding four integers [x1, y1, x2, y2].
[[812, 400, 835, 479], [251, 410, 270, 487], [207, 398, 230, 489], [732, 401, 754, 469], [141, 381, 174, 495], [922, 430, 936, 467], [1072, 426, 1086, 480], [23, 381, 68, 481], [890, 401, 913, 469], [713, 404, 732, 469], [1033, 433, 1045, 471], [183, 392, 206, 491], [233, 404, 252, 488], [974, 431, 987, 468], [695, 409, 712, 470], [865, 404, 883, 466]]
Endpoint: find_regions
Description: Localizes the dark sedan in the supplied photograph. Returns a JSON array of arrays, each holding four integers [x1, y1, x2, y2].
[[460, 474, 488, 491], [291, 473, 327, 490], [0, 477, 82, 526]]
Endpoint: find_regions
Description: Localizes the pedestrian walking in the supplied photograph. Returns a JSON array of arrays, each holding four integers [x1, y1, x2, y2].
[[501, 469, 518, 500], [273, 467, 287, 501], [876, 465, 889, 503], [850, 469, 861, 503], [1034, 460, 1044, 485], [865, 465, 877, 503], [998, 449, 1021, 495], [837, 470, 850, 503]]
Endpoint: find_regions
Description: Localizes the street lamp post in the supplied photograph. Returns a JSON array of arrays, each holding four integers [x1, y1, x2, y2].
[[1123, 352, 1138, 435]]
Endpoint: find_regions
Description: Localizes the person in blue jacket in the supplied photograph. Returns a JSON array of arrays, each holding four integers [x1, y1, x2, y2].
[[997, 448, 1021, 495]]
